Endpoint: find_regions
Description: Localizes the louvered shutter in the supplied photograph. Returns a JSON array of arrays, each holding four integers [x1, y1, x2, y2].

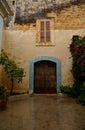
[[46, 21, 50, 42], [40, 21, 45, 42]]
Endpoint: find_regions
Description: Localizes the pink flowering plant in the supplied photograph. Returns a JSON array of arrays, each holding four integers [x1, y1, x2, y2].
[[70, 35, 85, 104], [70, 36, 85, 86], [61, 35, 85, 105]]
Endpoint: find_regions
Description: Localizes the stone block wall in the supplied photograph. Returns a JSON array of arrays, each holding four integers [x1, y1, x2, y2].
[[2, 29, 85, 93], [54, 4, 85, 29], [6, 1, 85, 30], [1, 1, 85, 93]]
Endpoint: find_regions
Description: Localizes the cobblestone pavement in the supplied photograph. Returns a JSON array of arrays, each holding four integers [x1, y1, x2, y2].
[[0, 94, 85, 130]]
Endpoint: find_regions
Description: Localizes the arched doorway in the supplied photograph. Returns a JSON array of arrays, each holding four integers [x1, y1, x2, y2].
[[29, 56, 61, 94], [34, 60, 56, 94]]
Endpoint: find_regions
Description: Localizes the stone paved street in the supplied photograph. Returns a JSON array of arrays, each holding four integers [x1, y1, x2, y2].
[[0, 94, 85, 130]]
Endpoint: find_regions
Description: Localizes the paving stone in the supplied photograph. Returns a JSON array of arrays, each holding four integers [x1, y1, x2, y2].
[[0, 94, 85, 130]]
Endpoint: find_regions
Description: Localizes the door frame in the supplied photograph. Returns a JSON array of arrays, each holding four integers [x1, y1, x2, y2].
[[29, 56, 61, 94]]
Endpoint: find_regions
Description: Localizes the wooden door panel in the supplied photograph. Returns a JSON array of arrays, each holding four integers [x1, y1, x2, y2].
[[34, 61, 56, 93]]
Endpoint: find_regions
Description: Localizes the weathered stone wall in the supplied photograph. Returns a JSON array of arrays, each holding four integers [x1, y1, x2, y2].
[[54, 4, 85, 29], [2, 28, 85, 93], [1, 1, 85, 93], [14, 4, 85, 30], [6, 1, 85, 30]]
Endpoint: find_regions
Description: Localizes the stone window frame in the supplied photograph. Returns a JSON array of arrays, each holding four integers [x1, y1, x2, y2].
[[36, 19, 55, 46]]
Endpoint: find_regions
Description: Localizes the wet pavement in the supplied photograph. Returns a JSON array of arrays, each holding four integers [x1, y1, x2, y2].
[[0, 94, 85, 130]]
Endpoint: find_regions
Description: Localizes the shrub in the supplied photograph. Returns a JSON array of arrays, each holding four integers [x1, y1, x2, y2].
[[0, 50, 25, 95], [77, 95, 85, 105], [61, 35, 85, 105], [60, 85, 72, 95], [80, 82, 85, 95], [69, 35, 85, 104], [0, 84, 9, 102], [70, 35, 85, 86]]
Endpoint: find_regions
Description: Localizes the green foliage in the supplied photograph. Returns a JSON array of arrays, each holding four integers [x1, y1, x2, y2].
[[77, 95, 85, 105], [60, 84, 80, 97], [0, 50, 8, 65], [77, 83, 85, 105], [4, 59, 24, 82], [61, 35, 85, 105], [80, 82, 85, 95], [0, 50, 25, 94], [70, 35, 85, 95], [60, 85, 72, 95], [71, 82, 81, 97], [0, 50, 25, 82], [70, 35, 85, 85], [0, 84, 9, 101]]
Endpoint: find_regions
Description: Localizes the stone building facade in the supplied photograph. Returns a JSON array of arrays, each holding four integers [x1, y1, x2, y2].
[[0, 0, 12, 82], [1, 0, 85, 94], [0, 0, 12, 51]]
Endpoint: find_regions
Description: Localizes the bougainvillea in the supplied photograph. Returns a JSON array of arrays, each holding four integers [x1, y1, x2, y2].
[[70, 35, 85, 84], [61, 36, 85, 104]]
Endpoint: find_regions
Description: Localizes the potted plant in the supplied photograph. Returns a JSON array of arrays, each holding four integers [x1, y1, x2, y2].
[[0, 84, 9, 110]]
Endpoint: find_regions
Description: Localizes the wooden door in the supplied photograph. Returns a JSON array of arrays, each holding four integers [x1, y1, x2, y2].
[[34, 61, 56, 94]]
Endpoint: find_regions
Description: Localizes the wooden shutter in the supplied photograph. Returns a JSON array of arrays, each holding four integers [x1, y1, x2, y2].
[[46, 21, 50, 42], [39, 20, 51, 44], [40, 21, 45, 42]]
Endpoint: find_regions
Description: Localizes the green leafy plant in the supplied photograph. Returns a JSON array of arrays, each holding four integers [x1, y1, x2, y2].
[[70, 35, 85, 97], [60, 85, 72, 95], [70, 35, 85, 85], [0, 84, 9, 102], [77, 95, 85, 105], [61, 35, 85, 105], [0, 50, 25, 95], [77, 82, 85, 105]]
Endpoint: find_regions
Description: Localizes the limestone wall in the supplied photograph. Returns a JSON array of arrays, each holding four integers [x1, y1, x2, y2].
[[6, 0, 85, 30], [54, 4, 85, 29], [1, 1, 85, 93], [13, 4, 85, 30], [2, 28, 85, 93]]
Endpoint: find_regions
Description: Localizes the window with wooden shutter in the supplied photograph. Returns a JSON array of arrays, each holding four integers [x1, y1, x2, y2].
[[40, 20, 51, 43], [40, 21, 45, 42], [46, 21, 50, 42], [36, 19, 55, 46]]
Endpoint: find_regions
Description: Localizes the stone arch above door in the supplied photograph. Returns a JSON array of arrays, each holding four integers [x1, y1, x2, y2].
[[29, 56, 61, 94]]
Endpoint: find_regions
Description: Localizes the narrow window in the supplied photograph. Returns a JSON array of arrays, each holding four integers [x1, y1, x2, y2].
[[46, 21, 50, 42], [40, 20, 51, 43], [40, 21, 45, 42]]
